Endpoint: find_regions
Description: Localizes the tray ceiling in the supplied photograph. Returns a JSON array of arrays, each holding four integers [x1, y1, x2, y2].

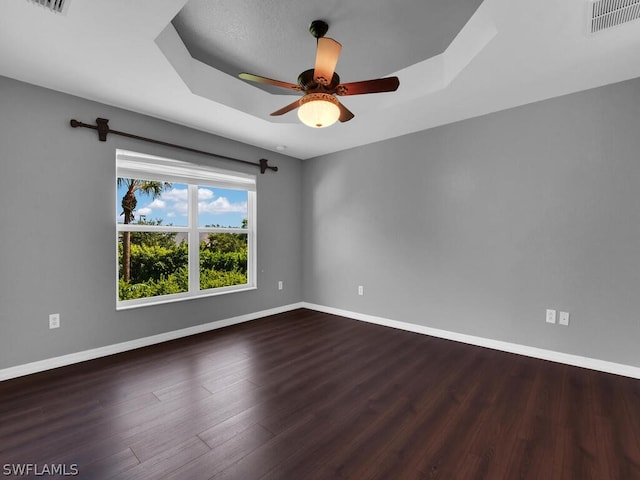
[[1, 0, 640, 159]]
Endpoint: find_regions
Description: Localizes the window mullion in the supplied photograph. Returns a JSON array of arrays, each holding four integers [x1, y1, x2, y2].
[[188, 184, 200, 293], [116, 224, 189, 233], [248, 191, 256, 288]]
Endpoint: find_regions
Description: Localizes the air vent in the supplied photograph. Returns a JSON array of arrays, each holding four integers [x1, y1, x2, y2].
[[589, 0, 640, 33], [27, 0, 68, 13]]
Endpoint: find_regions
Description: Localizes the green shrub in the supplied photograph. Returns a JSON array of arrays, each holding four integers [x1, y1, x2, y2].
[[199, 249, 247, 274], [200, 269, 247, 290], [118, 267, 188, 301], [127, 243, 188, 283]]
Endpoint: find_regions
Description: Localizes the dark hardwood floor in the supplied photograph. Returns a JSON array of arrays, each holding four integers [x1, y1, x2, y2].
[[1, 309, 640, 479]]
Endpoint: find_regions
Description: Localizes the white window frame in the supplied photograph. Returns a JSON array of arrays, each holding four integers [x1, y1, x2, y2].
[[116, 149, 257, 310]]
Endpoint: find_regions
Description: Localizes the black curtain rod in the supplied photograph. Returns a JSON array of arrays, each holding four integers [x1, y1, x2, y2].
[[69, 118, 278, 174]]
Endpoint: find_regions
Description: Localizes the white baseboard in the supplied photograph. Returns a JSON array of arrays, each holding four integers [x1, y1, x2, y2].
[[4, 302, 638, 382], [0, 302, 305, 382], [301, 302, 640, 380]]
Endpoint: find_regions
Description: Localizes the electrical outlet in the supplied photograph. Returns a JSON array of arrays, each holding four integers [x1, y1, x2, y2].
[[358, 285, 364, 296], [545, 309, 556, 324], [278, 281, 283, 291], [559, 311, 570, 326], [49, 313, 60, 329]]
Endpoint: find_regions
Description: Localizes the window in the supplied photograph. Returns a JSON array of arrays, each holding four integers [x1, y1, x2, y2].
[[116, 149, 256, 309]]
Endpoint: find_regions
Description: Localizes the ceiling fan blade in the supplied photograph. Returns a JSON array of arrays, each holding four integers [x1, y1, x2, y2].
[[314, 37, 342, 86], [239, 73, 301, 91], [270, 99, 302, 116], [337, 100, 355, 123], [336, 77, 400, 96]]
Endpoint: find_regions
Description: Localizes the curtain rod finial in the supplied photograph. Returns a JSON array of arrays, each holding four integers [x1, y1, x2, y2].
[[260, 158, 278, 174]]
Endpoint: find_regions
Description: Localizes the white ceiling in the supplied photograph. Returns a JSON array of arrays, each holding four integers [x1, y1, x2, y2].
[[2, 0, 640, 160]]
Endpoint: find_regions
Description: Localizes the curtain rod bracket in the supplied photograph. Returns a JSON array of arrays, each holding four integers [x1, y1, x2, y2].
[[96, 117, 110, 142], [69, 118, 278, 174]]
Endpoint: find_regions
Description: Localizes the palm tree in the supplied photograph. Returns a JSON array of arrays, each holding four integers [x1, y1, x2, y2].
[[118, 178, 171, 282]]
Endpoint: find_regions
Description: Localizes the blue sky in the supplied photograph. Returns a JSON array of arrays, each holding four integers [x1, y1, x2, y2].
[[116, 183, 248, 228]]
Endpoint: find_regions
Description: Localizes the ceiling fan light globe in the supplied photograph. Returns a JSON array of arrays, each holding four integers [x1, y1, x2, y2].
[[298, 93, 340, 128]]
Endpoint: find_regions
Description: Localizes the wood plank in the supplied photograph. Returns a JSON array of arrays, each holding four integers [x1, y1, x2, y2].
[[162, 424, 273, 480], [108, 436, 211, 480]]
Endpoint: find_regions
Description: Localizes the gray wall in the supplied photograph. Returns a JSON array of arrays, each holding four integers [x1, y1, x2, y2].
[[0, 76, 303, 369], [303, 77, 640, 368]]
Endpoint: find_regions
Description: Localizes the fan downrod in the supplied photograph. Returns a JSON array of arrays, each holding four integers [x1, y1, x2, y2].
[[309, 20, 329, 39]]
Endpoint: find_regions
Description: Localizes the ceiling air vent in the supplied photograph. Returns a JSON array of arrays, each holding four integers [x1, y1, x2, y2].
[[27, 0, 68, 14], [589, 0, 640, 33]]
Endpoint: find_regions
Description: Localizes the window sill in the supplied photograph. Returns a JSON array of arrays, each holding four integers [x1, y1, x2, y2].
[[116, 284, 257, 311]]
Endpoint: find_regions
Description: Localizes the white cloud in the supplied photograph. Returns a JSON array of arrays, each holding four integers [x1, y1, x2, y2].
[[136, 207, 152, 216], [153, 187, 188, 216], [148, 199, 166, 209], [172, 201, 188, 216], [198, 188, 214, 200], [199, 197, 247, 214], [161, 188, 188, 202], [134, 198, 166, 218]]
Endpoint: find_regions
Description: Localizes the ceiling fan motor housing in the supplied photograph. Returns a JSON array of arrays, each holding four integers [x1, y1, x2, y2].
[[297, 69, 340, 91]]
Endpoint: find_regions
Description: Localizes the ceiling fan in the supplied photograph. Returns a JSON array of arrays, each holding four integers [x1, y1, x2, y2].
[[239, 20, 400, 128]]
